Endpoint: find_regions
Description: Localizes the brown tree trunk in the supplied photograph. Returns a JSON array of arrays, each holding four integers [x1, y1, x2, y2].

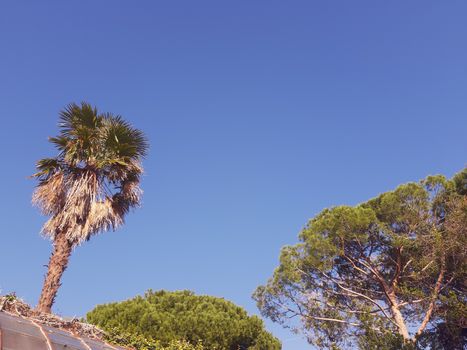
[[415, 263, 446, 339], [36, 232, 73, 314], [388, 296, 410, 341]]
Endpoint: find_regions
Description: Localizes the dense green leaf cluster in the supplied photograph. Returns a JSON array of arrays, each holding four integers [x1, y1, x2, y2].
[[35, 102, 148, 178], [103, 326, 205, 350], [87, 290, 281, 350]]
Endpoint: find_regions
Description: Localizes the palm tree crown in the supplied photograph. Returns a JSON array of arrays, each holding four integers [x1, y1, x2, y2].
[[33, 102, 148, 245]]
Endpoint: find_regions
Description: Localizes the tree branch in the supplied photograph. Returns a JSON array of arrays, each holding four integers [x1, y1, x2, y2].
[[312, 268, 399, 328], [390, 247, 403, 288], [415, 263, 446, 338]]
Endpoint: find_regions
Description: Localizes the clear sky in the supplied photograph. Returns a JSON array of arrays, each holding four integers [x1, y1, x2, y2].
[[0, 1, 466, 349]]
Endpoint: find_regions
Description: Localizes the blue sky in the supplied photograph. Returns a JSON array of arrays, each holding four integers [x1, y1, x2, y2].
[[0, 1, 466, 349]]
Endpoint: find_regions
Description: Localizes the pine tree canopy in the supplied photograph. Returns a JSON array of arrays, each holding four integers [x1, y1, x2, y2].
[[254, 168, 467, 350], [87, 290, 281, 350]]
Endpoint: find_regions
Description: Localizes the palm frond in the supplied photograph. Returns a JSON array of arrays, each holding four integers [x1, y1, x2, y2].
[[33, 158, 62, 180], [58, 102, 102, 163], [32, 172, 66, 217], [49, 136, 69, 154], [101, 114, 148, 160], [58, 102, 100, 137]]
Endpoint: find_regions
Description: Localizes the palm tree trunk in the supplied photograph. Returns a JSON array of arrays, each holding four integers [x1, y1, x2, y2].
[[37, 232, 73, 314]]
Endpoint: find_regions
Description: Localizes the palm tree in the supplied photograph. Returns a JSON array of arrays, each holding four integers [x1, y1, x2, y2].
[[33, 102, 148, 314]]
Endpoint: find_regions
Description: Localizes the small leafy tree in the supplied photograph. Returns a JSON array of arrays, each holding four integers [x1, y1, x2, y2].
[[87, 290, 281, 350], [254, 169, 466, 349], [33, 102, 148, 313]]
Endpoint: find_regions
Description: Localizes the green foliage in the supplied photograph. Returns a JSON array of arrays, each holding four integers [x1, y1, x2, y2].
[[5, 293, 17, 302], [87, 290, 281, 350], [416, 321, 466, 350], [159, 341, 205, 350], [34, 102, 148, 181], [358, 331, 411, 350], [357, 315, 415, 350], [103, 326, 205, 350], [254, 169, 467, 349]]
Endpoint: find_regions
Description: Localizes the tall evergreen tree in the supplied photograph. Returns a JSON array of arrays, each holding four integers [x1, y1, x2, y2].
[[254, 169, 466, 349]]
